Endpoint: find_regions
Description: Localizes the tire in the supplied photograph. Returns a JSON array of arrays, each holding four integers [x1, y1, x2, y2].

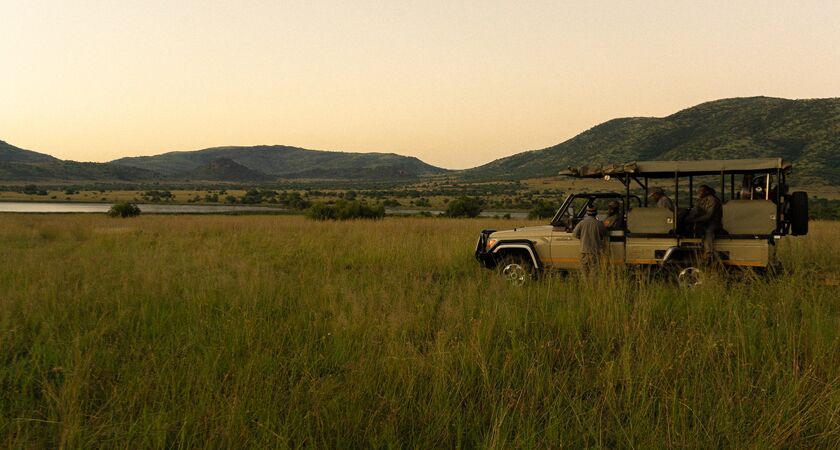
[[789, 191, 808, 236], [766, 261, 785, 277], [677, 266, 704, 288], [497, 255, 536, 286]]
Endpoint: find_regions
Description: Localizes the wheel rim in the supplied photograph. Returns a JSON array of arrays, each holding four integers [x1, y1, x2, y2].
[[502, 263, 528, 285], [678, 267, 703, 288]]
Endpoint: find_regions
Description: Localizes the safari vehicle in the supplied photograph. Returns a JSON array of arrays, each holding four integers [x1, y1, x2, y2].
[[475, 158, 808, 284]]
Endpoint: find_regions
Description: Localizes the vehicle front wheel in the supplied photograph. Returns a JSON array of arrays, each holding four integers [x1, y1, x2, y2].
[[497, 255, 536, 286]]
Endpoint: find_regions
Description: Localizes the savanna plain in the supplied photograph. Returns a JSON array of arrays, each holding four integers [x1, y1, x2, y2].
[[1, 214, 839, 448]]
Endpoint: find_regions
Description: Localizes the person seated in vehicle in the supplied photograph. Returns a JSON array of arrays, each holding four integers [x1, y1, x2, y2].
[[650, 187, 674, 211], [573, 205, 607, 275], [684, 184, 723, 263], [602, 200, 624, 230]]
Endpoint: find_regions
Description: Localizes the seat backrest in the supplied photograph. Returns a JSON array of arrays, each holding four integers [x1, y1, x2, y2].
[[627, 207, 673, 234], [722, 200, 776, 235]]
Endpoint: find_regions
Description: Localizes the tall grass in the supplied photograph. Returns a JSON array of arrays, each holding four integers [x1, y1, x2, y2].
[[0, 215, 838, 448]]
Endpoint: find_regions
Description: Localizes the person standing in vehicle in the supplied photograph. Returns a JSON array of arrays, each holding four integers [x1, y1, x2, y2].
[[603, 200, 624, 230], [685, 184, 723, 263], [650, 187, 674, 211], [573, 205, 606, 275]]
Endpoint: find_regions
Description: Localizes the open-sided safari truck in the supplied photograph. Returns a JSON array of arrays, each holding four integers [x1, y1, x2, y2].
[[475, 158, 808, 284]]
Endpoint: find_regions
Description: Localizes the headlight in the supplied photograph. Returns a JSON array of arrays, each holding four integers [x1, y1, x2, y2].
[[486, 239, 497, 251]]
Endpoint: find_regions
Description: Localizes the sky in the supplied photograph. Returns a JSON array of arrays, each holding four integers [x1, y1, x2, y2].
[[2, 1, 839, 169]]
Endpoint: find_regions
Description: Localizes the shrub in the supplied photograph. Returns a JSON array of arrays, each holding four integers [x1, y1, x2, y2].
[[446, 196, 483, 218], [529, 200, 557, 219], [306, 200, 385, 221], [107, 202, 141, 218]]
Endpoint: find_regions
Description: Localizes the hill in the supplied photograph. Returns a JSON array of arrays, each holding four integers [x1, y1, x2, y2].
[[0, 160, 162, 182], [111, 145, 448, 180], [0, 141, 161, 182], [2, 96, 839, 185], [187, 158, 270, 182], [0, 140, 59, 163], [462, 97, 840, 185]]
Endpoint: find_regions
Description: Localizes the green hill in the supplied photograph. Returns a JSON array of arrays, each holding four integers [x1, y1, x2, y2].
[[0, 141, 161, 182], [111, 145, 448, 180], [187, 158, 270, 182], [0, 160, 161, 182], [462, 97, 840, 185], [2, 97, 838, 185], [0, 140, 59, 163]]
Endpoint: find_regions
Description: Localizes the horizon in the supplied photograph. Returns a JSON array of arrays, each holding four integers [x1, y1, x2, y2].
[[6, 95, 836, 171], [3, 1, 839, 169]]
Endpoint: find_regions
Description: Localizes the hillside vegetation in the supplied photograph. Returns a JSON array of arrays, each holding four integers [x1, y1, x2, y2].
[[0, 141, 161, 182], [1, 215, 838, 447], [2, 97, 838, 185], [0, 142, 447, 183], [464, 97, 840, 185], [111, 145, 448, 181]]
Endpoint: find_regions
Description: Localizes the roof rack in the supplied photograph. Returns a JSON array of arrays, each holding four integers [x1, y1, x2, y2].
[[560, 158, 791, 179]]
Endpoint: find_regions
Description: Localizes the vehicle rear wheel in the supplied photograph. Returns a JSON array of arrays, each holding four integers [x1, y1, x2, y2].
[[498, 255, 535, 286], [678, 266, 704, 288]]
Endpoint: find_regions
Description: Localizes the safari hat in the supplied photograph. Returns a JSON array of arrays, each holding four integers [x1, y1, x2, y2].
[[586, 205, 597, 215], [649, 187, 665, 197]]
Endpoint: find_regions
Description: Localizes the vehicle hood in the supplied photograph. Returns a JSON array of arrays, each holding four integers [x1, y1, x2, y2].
[[489, 225, 553, 240]]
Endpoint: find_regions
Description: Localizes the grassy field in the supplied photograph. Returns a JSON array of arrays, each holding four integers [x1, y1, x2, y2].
[[1, 215, 839, 448]]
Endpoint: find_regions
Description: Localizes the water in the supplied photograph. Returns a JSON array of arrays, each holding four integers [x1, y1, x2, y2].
[[0, 202, 530, 218], [0, 202, 284, 214], [387, 208, 529, 219]]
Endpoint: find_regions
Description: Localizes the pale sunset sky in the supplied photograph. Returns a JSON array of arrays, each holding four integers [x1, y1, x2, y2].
[[2, 0, 839, 168]]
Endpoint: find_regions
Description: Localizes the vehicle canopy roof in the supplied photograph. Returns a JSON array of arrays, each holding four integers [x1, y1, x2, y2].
[[560, 158, 791, 179]]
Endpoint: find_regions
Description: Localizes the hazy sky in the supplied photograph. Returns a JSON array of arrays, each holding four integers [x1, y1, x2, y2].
[[2, 1, 839, 168]]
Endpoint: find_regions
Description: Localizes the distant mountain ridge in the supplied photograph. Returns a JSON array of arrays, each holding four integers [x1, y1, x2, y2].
[[187, 157, 270, 182], [0, 142, 448, 183], [462, 97, 840, 185], [1, 96, 839, 185], [0, 140, 160, 182], [111, 145, 448, 180], [0, 140, 59, 163]]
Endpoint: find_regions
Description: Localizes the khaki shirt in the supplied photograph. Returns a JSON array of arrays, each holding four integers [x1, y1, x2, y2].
[[687, 194, 723, 228], [572, 215, 607, 254], [657, 196, 674, 211], [603, 213, 623, 230]]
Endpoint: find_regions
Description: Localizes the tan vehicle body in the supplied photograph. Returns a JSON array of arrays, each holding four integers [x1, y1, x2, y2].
[[476, 158, 805, 277]]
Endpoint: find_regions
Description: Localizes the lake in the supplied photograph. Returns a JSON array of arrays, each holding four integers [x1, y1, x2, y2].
[[0, 202, 284, 214], [0, 202, 530, 218]]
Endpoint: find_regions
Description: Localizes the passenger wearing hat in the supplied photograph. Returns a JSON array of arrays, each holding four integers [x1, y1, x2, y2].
[[685, 184, 723, 263], [603, 200, 624, 230], [572, 204, 607, 275], [649, 187, 674, 211]]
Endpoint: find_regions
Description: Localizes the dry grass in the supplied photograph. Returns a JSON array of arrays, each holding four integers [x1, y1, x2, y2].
[[0, 215, 838, 448]]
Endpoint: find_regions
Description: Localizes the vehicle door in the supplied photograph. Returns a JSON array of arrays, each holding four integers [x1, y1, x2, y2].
[[549, 196, 588, 269]]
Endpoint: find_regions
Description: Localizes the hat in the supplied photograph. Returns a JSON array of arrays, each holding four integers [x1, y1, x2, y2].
[[649, 187, 665, 197], [585, 205, 597, 215], [608, 200, 620, 209]]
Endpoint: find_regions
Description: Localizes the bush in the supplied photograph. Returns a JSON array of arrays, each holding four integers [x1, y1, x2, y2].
[[529, 200, 557, 219], [306, 200, 385, 221], [107, 202, 141, 218], [446, 196, 483, 218]]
